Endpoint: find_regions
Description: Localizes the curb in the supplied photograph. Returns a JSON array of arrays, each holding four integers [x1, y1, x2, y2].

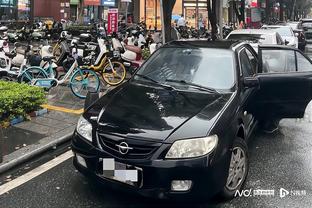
[[0, 132, 72, 174]]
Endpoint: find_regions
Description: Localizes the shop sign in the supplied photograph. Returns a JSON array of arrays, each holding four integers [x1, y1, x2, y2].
[[70, 0, 79, 5], [107, 8, 118, 34], [84, 0, 100, 6], [0, 0, 15, 7], [102, 0, 116, 7], [251, 8, 261, 22]]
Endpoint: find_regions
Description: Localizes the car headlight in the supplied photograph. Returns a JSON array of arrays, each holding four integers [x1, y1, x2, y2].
[[165, 135, 218, 159], [76, 116, 92, 142]]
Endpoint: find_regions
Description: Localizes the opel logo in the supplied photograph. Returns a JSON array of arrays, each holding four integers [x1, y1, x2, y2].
[[116, 142, 133, 155]]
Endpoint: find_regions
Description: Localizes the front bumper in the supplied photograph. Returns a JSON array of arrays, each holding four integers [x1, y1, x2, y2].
[[71, 133, 230, 200]]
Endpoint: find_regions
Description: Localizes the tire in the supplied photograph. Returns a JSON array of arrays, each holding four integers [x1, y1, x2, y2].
[[219, 137, 249, 199], [70, 69, 100, 99], [101, 61, 126, 86], [18, 67, 48, 85]]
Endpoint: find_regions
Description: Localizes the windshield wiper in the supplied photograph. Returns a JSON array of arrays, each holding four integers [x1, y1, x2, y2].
[[165, 79, 219, 94], [134, 74, 176, 91]]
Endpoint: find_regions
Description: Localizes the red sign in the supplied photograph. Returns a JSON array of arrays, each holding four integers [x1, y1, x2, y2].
[[84, 0, 100, 6], [107, 9, 118, 34]]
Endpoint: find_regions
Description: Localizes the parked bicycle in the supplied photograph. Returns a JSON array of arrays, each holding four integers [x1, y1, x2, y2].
[[19, 55, 100, 99]]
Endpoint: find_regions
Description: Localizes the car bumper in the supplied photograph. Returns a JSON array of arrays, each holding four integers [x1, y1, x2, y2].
[[71, 133, 230, 200]]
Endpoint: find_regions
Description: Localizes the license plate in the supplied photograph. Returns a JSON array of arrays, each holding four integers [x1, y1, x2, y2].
[[99, 158, 143, 187]]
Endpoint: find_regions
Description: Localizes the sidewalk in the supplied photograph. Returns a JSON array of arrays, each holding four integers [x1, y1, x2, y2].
[[0, 86, 84, 173]]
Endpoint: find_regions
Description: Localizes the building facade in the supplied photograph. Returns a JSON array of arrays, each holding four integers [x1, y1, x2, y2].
[[33, 0, 70, 21]]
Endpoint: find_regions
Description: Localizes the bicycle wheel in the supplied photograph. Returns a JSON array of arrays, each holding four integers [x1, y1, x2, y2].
[[101, 61, 126, 86], [70, 69, 100, 99], [18, 67, 48, 84]]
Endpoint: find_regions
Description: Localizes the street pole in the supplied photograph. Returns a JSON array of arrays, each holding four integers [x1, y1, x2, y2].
[[160, 0, 165, 44]]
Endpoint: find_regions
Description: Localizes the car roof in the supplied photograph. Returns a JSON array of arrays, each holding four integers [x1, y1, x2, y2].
[[262, 25, 291, 28], [229, 29, 277, 35], [165, 40, 242, 49], [301, 19, 312, 22]]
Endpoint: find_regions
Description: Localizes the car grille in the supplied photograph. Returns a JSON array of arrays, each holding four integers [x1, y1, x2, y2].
[[97, 131, 162, 159]]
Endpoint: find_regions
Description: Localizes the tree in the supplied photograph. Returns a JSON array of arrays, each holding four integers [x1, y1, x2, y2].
[[207, 0, 218, 40], [78, 0, 84, 23], [162, 0, 176, 42]]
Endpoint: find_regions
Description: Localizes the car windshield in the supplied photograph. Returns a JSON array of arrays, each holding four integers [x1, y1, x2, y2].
[[287, 23, 298, 30], [265, 27, 292, 36], [227, 34, 272, 44], [134, 47, 235, 90]]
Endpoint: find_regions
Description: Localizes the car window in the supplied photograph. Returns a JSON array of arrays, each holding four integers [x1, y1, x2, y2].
[[136, 47, 235, 90], [239, 49, 254, 77], [261, 49, 296, 73], [245, 49, 258, 74], [296, 52, 312, 72], [264, 26, 293, 37]]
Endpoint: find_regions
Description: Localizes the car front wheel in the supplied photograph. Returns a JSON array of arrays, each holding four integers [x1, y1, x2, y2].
[[220, 137, 249, 199]]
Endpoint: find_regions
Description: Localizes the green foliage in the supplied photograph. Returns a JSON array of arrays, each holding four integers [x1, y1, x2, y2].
[[0, 81, 46, 122], [142, 48, 151, 60]]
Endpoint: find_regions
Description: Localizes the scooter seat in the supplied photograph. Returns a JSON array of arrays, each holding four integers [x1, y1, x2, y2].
[[5, 52, 16, 59], [42, 56, 55, 62]]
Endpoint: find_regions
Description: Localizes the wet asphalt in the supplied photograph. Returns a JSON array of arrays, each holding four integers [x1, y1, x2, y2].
[[1, 110, 312, 208], [1, 46, 312, 208]]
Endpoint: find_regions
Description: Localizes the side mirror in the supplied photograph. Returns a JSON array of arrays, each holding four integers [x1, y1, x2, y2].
[[84, 92, 99, 110], [243, 77, 259, 89], [285, 40, 290, 45]]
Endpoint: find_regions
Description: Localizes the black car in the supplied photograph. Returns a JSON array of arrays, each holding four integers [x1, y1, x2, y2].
[[72, 40, 312, 200]]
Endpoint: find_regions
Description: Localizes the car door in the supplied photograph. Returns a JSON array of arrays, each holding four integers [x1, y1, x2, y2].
[[249, 45, 312, 120]]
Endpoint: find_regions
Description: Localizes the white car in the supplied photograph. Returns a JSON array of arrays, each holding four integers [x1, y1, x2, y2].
[[261, 25, 298, 48], [226, 29, 284, 52]]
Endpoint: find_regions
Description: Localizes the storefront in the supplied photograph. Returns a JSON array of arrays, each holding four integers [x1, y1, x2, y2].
[[0, 0, 17, 21], [138, 0, 208, 30], [17, 0, 30, 20], [70, 0, 79, 21]]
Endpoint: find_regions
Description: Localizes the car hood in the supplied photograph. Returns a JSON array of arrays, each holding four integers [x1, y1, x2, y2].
[[94, 82, 232, 142]]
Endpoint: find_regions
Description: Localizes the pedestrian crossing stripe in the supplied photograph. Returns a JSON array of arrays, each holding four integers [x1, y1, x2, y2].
[[41, 104, 84, 115]]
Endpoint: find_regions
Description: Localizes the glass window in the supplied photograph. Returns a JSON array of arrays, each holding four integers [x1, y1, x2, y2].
[[262, 50, 296, 73], [136, 48, 235, 90], [239, 49, 254, 77], [296, 52, 312, 72], [245, 49, 257, 74]]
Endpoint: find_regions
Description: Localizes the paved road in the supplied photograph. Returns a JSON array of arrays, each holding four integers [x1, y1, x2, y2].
[[1, 44, 312, 208], [1, 111, 312, 207]]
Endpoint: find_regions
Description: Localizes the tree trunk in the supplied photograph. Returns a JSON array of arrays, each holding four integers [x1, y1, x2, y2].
[[265, 0, 270, 23], [162, 0, 176, 42], [78, 0, 84, 24], [207, 0, 218, 40], [279, 0, 284, 21]]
